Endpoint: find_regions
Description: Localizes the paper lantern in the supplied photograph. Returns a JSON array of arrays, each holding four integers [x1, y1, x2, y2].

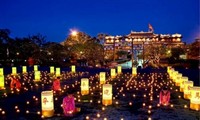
[[100, 72, 106, 85], [132, 67, 137, 76], [102, 84, 112, 105], [62, 95, 75, 116], [110, 68, 116, 78], [175, 73, 182, 86], [167, 66, 172, 73], [50, 66, 54, 74], [56, 68, 61, 77], [183, 81, 194, 99], [34, 71, 40, 81], [0, 75, 4, 89], [12, 67, 17, 75], [34, 65, 38, 71], [81, 78, 89, 95], [41, 91, 54, 117], [180, 77, 188, 92], [71, 65, 76, 73], [168, 68, 174, 79], [117, 66, 122, 74], [190, 87, 200, 111], [22, 66, 27, 73], [0, 68, 3, 76], [172, 71, 178, 82]]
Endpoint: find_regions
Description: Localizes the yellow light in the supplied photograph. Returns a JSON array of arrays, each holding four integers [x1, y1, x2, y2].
[[81, 78, 89, 95], [41, 91, 54, 117], [34, 71, 40, 81], [117, 66, 122, 74], [71, 65, 76, 73], [34, 65, 38, 71], [110, 68, 116, 78], [12, 67, 17, 75], [180, 77, 188, 92], [132, 67, 137, 76], [0, 75, 4, 89], [55, 68, 61, 77], [102, 84, 112, 105], [0, 68, 3, 76], [50, 66, 54, 74], [100, 72, 106, 85], [71, 30, 78, 36], [22, 66, 27, 73], [190, 87, 200, 111], [183, 81, 193, 99]]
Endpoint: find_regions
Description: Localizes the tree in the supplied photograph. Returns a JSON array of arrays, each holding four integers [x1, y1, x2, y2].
[[188, 38, 200, 59], [171, 47, 185, 60]]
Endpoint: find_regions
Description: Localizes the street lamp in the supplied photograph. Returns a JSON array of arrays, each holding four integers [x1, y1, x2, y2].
[[71, 30, 78, 36]]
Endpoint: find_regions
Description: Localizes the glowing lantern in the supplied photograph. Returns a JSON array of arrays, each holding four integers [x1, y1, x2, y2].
[[12, 67, 17, 75], [110, 68, 116, 78], [56, 68, 61, 77], [100, 72, 106, 85], [183, 81, 194, 99], [0, 75, 4, 89], [175, 73, 182, 86], [62, 94, 75, 116], [34, 71, 40, 81], [102, 84, 112, 105], [71, 65, 76, 73], [22, 66, 27, 73], [190, 87, 200, 111], [167, 66, 172, 73], [50, 66, 54, 74], [172, 71, 178, 82], [34, 65, 38, 71], [41, 91, 54, 117], [180, 77, 188, 92], [132, 67, 137, 76], [117, 66, 122, 74], [81, 78, 89, 95], [0, 68, 3, 76]]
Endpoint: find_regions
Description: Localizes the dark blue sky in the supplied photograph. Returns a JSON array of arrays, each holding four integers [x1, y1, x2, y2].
[[0, 0, 199, 43]]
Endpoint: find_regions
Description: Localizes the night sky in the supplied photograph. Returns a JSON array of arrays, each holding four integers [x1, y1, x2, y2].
[[0, 0, 199, 43]]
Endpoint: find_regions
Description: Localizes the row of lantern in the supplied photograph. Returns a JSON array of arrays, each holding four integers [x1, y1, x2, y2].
[[167, 66, 200, 111], [0, 65, 77, 89]]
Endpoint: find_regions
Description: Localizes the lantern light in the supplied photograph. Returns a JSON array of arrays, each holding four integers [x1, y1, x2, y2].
[[0, 75, 4, 89], [55, 68, 61, 77], [12, 67, 17, 75], [102, 84, 112, 105], [81, 78, 89, 95], [132, 67, 137, 76], [100, 72, 106, 85], [117, 66, 122, 74], [34, 65, 38, 71], [190, 87, 200, 111], [180, 77, 188, 92], [110, 69, 116, 78], [183, 81, 194, 99], [34, 71, 41, 82], [22, 66, 27, 73], [71, 65, 76, 73], [50, 66, 54, 74], [41, 91, 54, 117]]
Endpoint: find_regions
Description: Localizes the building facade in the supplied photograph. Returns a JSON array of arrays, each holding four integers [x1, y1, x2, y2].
[[104, 31, 184, 60]]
